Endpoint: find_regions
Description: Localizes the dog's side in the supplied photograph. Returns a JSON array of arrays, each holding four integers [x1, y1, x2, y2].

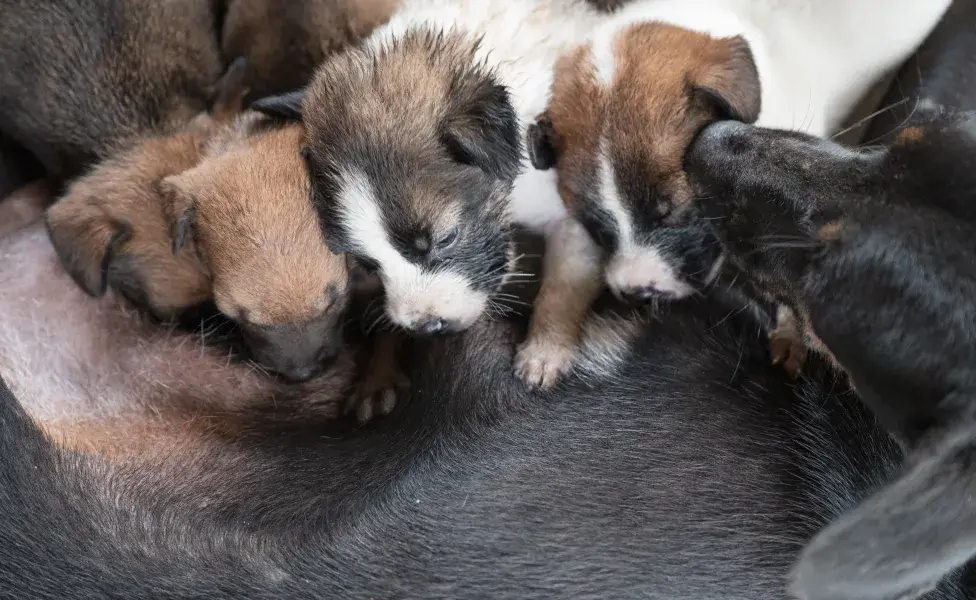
[[864, 0, 976, 144], [220, 0, 397, 103], [688, 114, 976, 599], [1, 216, 973, 597]]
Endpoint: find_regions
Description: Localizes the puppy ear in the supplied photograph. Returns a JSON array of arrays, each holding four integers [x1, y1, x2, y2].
[[526, 114, 562, 171], [45, 201, 131, 297], [790, 424, 976, 600], [250, 89, 305, 122], [209, 56, 251, 122], [693, 36, 761, 124], [439, 75, 522, 182], [159, 173, 200, 256]]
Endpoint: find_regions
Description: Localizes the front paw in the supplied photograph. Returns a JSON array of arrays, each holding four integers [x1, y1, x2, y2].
[[346, 371, 408, 424], [514, 337, 578, 389], [769, 328, 806, 376]]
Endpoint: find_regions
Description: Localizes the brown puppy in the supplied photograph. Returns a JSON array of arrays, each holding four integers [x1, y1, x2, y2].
[[220, 0, 398, 102], [0, 0, 227, 184], [45, 58, 251, 324], [163, 112, 405, 408]]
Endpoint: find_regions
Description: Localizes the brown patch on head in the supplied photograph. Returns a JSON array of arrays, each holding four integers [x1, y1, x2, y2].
[[894, 126, 925, 146], [542, 23, 760, 223], [817, 219, 849, 243], [46, 127, 214, 321], [163, 115, 348, 327], [221, 0, 397, 102]]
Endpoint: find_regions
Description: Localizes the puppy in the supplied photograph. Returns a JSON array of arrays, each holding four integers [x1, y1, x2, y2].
[[0, 0, 227, 184], [524, 0, 951, 378], [253, 0, 614, 389], [45, 58, 251, 325], [220, 0, 397, 103], [863, 0, 976, 144], [687, 114, 976, 600]]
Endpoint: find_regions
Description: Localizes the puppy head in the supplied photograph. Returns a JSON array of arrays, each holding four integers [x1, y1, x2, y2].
[[162, 118, 351, 383], [252, 29, 521, 335], [528, 23, 760, 303], [45, 129, 214, 322], [688, 115, 976, 600]]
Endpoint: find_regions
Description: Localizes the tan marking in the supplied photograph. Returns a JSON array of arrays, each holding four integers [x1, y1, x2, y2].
[[894, 126, 925, 146], [0, 179, 55, 237], [817, 219, 847, 242]]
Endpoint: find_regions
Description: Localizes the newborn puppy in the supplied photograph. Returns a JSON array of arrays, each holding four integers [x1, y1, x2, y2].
[[253, 0, 611, 389], [687, 115, 976, 600], [524, 0, 950, 377], [45, 58, 250, 324], [0, 0, 226, 184], [220, 0, 397, 103], [162, 114, 352, 383]]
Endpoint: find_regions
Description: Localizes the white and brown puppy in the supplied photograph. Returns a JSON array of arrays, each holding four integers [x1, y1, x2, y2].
[[253, 0, 616, 388], [525, 0, 950, 373]]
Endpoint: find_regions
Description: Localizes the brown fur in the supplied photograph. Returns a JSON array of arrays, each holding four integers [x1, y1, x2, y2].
[[0, 180, 55, 238], [894, 125, 926, 146], [543, 23, 760, 216], [45, 120, 217, 320], [221, 0, 397, 102], [164, 115, 348, 327]]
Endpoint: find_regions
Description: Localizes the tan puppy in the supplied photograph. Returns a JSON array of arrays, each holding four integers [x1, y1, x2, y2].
[[221, 0, 398, 102], [45, 59, 250, 323], [163, 112, 406, 413]]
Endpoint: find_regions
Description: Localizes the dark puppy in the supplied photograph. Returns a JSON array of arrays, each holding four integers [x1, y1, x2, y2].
[[0, 0, 225, 183], [220, 0, 396, 103], [687, 115, 976, 600], [863, 0, 976, 144]]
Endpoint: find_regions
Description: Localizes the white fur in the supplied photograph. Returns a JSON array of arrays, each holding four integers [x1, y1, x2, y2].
[[336, 165, 489, 330], [592, 0, 950, 291]]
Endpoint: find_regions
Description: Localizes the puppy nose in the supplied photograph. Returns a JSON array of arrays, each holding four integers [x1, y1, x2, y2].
[[280, 364, 318, 383], [618, 286, 672, 304], [416, 316, 448, 335]]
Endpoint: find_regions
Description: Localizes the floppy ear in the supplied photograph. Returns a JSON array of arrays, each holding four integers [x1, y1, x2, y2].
[[250, 88, 305, 122], [45, 201, 131, 297], [440, 75, 522, 182], [790, 422, 976, 600], [693, 36, 761, 124], [159, 173, 200, 256], [526, 114, 562, 171]]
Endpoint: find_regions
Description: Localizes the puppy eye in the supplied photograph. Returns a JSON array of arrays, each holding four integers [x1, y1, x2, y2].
[[435, 227, 459, 250]]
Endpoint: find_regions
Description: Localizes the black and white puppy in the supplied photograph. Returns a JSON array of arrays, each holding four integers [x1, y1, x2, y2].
[[687, 114, 976, 600]]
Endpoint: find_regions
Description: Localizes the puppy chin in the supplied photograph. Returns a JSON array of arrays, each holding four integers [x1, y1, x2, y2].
[[384, 271, 489, 335], [605, 246, 695, 302]]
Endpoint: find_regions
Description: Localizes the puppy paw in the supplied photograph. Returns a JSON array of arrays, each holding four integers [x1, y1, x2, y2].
[[514, 337, 577, 389], [346, 370, 408, 424], [769, 327, 806, 376]]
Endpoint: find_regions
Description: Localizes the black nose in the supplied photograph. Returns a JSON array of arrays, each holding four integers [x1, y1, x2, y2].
[[618, 286, 674, 304], [279, 364, 319, 383], [416, 316, 448, 335]]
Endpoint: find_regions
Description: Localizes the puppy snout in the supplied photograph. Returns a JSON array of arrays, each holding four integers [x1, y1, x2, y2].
[[280, 363, 322, 384], [616, 285, 676, 304], [416, 316, 449, 335]]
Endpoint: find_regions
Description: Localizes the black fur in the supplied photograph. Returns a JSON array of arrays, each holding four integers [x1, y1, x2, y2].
[[687, 115, 976, 599], [250, 88, 306, 123], [0, 230, 972, 597], [863, 0, 976, 144]]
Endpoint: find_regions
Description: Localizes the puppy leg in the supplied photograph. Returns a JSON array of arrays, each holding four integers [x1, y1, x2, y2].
[[0, 180, 54, 238], [515, 217, 603, 389], [790, 419, 976, 600], [769, 304, 807, 376], [346, 332, 408, 424]]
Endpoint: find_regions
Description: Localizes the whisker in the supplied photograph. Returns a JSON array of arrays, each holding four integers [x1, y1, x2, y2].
[[831, 97, 910, 141]]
